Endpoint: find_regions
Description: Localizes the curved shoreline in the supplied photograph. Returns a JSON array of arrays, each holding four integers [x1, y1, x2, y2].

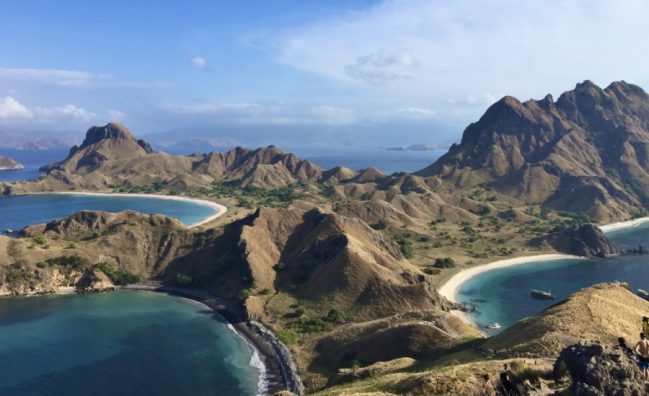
[[22, 191, 227, 228], [439, 217, 649, 327], [438, 254, 584, 304], [122, 284, 304, 396], [598, 216, 649, 233]]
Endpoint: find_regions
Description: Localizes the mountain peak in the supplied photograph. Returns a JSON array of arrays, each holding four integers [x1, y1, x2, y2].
[[75, 123, 153, 155]]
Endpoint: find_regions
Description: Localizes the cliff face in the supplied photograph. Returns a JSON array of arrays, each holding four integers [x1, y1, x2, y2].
[[530, 223, 620, 257], [417, 81, 649, 221], [0, 156, 23, 170]]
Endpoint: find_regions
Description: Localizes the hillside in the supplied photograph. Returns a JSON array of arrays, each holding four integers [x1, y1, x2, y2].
[[0, 207, 482, 391], [417, 81, 649, 221], [480, 283, 648, 357]]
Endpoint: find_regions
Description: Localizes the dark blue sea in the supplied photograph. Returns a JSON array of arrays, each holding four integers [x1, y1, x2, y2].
[[458, 222, 649, 335]]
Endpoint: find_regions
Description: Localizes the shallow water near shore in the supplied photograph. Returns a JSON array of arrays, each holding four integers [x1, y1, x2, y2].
[[0, 291, 260, 396], [0, 193, 218, 230], [458, 222, 649, 335]]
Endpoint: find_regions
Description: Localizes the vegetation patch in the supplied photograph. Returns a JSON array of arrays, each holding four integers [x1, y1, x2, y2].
[[45, 255, 86, 269], [95, 262, 140, 285]]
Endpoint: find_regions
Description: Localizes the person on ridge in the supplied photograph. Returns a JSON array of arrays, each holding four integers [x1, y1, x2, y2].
[[497, 364, 520, 396], [481, 373, 495, 395], [635, 332, 649, 381]]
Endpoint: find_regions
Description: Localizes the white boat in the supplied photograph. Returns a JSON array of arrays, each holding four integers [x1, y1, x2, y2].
[[638, 289, 649, 300], [531, 289, 554, 299], [486, 322, 501, 329]]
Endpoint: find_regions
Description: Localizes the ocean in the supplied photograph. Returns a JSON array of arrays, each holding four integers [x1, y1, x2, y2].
[[0, 291, 261, 395], [0, 194, 218, 231], [457, 222, 649, 335]]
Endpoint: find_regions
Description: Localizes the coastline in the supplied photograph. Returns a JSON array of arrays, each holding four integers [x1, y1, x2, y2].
[[440, 216, 649, 327], [438, 254, 584, 304], [598, 216, 649, 233], [23, 191, 227, 228], [122, 284, 304, 396]]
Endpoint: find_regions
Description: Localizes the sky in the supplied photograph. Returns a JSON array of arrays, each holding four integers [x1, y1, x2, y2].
[[1, 0, 648, 148]]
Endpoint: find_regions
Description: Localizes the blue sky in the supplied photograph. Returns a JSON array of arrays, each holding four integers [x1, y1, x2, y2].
[[1, 0, 648, 147]]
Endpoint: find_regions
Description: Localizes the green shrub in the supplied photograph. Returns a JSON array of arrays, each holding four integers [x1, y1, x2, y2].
[[370, 219, 388, 230], [434, 257, 456, 268], [326, 308, 346, 322], [238, 288, 252, 301], [6, 268, 32, 283], [273, 262, 287, 271], [294, 317, 328, 333], [33, 236, 47, 245], [45, 255, 85, 269], [174, 273, 193, 286], [393, 233, 414, 259], [95, 262, 140, 285], [423, 267, 441, 275], [277, 328, 298, 345]]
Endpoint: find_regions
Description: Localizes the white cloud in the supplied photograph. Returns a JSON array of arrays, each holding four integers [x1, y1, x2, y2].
[[0, 96, 119, 125], [0, 68, 170, 89], [274, 0, 649, 102], [190, 56, 209, 69], [162, 101, 355, 125], [34, 104, 96, 121], [345, 49, 419, 85], [0, 96, 33, 119]]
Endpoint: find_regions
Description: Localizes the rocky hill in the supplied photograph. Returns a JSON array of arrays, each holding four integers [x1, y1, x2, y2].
[[1, 123, 325, 193], [529, 223, 620, 257], [0, 156, 23, 170], [417, 81, 649, 221], [480, 283, 648, 357]]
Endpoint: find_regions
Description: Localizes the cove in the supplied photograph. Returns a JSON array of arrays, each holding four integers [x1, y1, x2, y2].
[[0, 290, 261, 396], [456, 222, 649, 335]]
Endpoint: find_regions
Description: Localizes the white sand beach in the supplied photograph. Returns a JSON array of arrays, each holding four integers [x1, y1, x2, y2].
[[440, 216, 649, 327], [598, 217, 649, 233], [438, 254, 583, 304], [42, 191, 227, 228]]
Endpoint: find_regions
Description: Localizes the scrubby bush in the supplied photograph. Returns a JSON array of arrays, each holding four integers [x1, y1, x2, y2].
[[96, 262, 140, 285], [174, 273, 193, 286], [434, 257, 456, 268], [45, 255, 85, 269]]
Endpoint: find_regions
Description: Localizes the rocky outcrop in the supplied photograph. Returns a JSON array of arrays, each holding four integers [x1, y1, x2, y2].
[[530, 224, 620, 257], [0, 156, 23, 170], [416, 81, 649, 221], [554, 343, 649, 396]]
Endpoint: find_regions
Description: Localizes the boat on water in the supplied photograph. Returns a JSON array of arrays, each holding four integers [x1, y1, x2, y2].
[[486, 322, 501, 329], [530, 289, 554, 299], [638, 289, 649, 300]]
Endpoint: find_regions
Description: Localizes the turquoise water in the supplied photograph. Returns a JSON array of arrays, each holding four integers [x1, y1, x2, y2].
[[0, 194, 217, 231], [458, 222, 649, 335], [0, 291, 260, 395]]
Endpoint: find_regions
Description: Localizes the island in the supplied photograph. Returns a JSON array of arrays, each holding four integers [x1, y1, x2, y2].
[[0, 156, 23, 170]]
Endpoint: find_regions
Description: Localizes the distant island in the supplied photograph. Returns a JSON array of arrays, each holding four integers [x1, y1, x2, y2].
[[0, 156, 24, 170], [385, 143, 446, 151]]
